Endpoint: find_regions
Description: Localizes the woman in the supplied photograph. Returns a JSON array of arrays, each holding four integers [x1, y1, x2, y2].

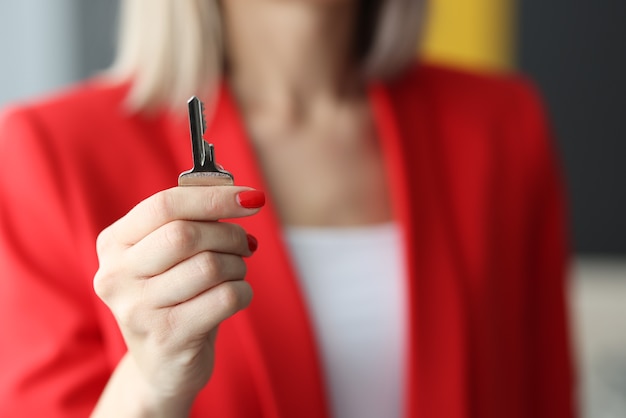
[[0, 0, 575, 417]]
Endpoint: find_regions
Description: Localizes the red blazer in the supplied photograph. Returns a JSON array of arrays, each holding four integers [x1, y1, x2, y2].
[[0, 64, 575, 417]]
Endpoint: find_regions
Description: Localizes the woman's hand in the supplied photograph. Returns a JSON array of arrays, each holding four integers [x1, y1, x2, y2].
[[91, 186, 265, 417]]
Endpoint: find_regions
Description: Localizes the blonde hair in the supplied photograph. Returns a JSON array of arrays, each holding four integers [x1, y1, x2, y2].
[[109, 0, 425, 110]]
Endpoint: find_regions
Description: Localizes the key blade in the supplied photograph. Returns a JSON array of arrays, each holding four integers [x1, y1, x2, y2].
[[180, 96, 234, 186], [187, 96, 206, 167]]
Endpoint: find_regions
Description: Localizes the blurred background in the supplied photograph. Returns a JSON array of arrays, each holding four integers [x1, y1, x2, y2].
[[0, 1, 624, 416]]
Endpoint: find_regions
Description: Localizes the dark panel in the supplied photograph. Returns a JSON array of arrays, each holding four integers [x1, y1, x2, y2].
[[518, 0, 626, 255]]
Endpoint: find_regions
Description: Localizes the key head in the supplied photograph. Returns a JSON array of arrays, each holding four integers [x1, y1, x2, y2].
[[178, 171, 235, 186]]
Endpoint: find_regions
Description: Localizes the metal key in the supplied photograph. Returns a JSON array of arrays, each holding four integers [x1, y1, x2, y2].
[[178, 96, 235, 186]]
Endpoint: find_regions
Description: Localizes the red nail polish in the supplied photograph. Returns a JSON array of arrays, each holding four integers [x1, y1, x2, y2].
[[237, 190, 265, 209], [247, 234, 258, 252]]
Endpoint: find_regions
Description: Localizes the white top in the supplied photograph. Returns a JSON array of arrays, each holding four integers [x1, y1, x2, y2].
[[284, 223, 407, 418]]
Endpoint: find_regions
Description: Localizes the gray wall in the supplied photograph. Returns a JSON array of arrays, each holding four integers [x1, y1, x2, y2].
[[75, 1, 118, 81], [518, 0, 626, 256], [0, 1, 81, 105], [0, 1, 117, 106]]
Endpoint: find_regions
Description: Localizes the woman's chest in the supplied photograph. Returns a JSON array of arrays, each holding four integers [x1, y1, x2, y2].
[[251, 124, 393, 227]]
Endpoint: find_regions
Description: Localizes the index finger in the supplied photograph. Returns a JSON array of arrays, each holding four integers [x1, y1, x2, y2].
[[106, 186, 265, 246]]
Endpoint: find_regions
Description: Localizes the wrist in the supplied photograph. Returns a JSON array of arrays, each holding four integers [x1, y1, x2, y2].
[[92, 353, 196, 418]]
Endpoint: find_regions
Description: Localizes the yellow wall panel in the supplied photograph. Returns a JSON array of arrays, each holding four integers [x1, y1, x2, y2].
[[420, 0, 517, 72]]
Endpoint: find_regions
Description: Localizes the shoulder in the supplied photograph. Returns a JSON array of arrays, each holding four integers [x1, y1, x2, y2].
[[390, 61, 546, 119], [394, 61, 541, 101], [0, 77, 177, 178], [0, 78, 134, 140], [0, 77, 179, 194], [385, 62, 560, 205], [0, 79, 142, 195], [4, 77, 130, 113], [388, 61, 552, 158], [0, 80, 133, 199]]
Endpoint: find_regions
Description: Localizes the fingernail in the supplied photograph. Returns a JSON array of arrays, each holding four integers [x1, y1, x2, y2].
[[247, 234, 258, 252], [237, 190, 265, 209]]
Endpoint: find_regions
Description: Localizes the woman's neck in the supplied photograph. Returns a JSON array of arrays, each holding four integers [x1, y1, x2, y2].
[[221, 0, 361, 118]]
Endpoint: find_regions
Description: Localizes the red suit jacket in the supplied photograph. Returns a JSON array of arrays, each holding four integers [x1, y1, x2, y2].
[[0, 64, 575, 417]]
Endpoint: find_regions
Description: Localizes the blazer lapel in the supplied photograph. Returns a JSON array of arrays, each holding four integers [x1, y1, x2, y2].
[[206, 85, 331, 418], [370, 76, 471, 418]]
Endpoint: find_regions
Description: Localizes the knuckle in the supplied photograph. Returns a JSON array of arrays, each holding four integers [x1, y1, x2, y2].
[[95, 227, 112, 254], [116, 303, 143, 331], [194, 251, 221, 280], [114, 302, 134, 326], [216, 283, 242, 313], [149, 190, 175, 221], [92, 265, 123, 303], [92, 269, 110, 300], [93, 268, 127, 308], [96, 222, 130, 253], [164, 221, 198, 251], [92, 271, 153, 337], [114, 297, 151, 331], [216, 282, 252, 315]]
